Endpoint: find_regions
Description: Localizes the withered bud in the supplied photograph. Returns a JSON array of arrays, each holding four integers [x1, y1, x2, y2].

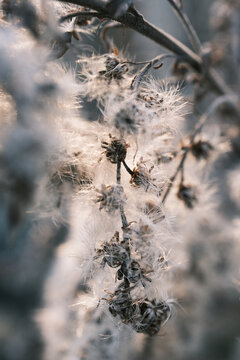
[[191, 140, 213, 160], [132, 299, 171, 336], [105, 55, 120, 71], [99, 55, 128, 81], [177, 183, 197, 208], [95, 231, 128, 268], [101, 136, 128, 163]]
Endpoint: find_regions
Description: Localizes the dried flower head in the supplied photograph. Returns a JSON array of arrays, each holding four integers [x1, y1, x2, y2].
[[95, 231, 128, 268], [132, 299, 171, 336], [98, 54, 128, 82], [130, 161, 153, 190], [108, 282, 134, 321], [108, 280, 171, 336], [101, 135, 128, 163], [117, 259, 151, 285]]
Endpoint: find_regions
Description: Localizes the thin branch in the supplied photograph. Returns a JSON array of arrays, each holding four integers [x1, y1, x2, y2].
[[56, 0, 238, 100], [105, 0, 132, 18], [166, 0, 202, 54], [117, 161, 128, 228], [59, 11, 103, 23], [162, 95, 237, 204], [100, 22, 124, 51], [56, 0, 201, 69], [57, 0, 106, 12], [122, 160, 134, 176], [131, 53, 177, 90]]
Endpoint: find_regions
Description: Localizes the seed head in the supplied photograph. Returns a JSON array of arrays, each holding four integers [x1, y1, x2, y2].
[[132, 299, 171, 336], [98, 55, 128, 81], [130, 162, 152, 190], [101, 136, 128, 163]]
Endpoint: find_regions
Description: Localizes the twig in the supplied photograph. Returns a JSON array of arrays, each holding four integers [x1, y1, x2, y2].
[[131, 53, 177, 90], [100, 22, 124, 51], [122, 160, 134, 176], [57, 0, 106, 12], [116, 161, 128, 228], [56, 0, 201, 67], [56, 0, 239, 99], [59, 11, 103, 23], [162, 95, 237, 204], [166, 0, 202, 54]]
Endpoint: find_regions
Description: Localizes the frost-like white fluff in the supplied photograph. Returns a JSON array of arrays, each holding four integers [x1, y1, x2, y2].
[[1, 2, 233, 358]]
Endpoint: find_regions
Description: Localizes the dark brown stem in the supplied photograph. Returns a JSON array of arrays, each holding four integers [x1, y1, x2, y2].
[[56, 0, 237, 98], [116, 160, 121, 184], [122, 160, 134, 176], [56, 0, 200, 68], [59, 11, 103, 23]]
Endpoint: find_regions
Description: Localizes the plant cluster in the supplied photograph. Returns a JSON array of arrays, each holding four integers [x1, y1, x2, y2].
[[0, 1, 240, 360]]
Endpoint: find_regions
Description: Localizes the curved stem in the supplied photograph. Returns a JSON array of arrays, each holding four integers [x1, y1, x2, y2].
[[101, 22, 124, 51], [56, 0, 238, 101], [122, 160, 134, 176], [59, 11, 103, 23], [166, 0, 202, 54], [57, 0, 201, 69], [131, 53, 177, 90]]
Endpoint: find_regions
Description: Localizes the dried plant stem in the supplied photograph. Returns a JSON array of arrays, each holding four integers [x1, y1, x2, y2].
[[122, 160, 134, 176], [101, 22, 125, 51], [162, 95, 237, 204], [59, 11, 102, 23], [166, 0, 202, 54], [131, 53, 177, 90], [58, 0, 106, 12], [117, 161, 128, 229], [57, 0, 237, 98]]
